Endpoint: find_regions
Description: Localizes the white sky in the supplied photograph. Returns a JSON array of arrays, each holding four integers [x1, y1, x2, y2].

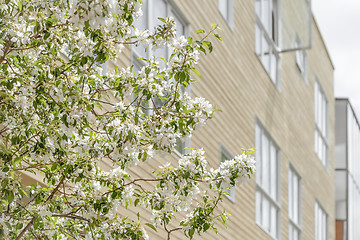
[[313, 0, 360, 119]]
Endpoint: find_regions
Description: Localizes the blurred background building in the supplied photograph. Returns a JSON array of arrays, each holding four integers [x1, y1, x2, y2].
[[335, 98, 360, 240]]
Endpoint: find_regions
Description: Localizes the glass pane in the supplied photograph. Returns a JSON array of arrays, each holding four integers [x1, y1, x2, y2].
[[262, 0, 270, 33], [314, 85, 318, 124], [262, 36, 270, 73], [154, 46, 167, 62], [262, 197, 270, 231], [172, 13, 185, 36], [256, 190, 262, 224], [255, 124, 262, 184], [315, 203, 319, 240], [318, 133, 322, 159], [293, 227, 299, 240], [322, 211, 327, 239], [218, 0, 228, 20], [175, 137, 184, 155], [134, 0, 148, 30], [270, 204, 277, 237], [316, 89, 320, 126], [262, 132, 270, 193], [289, 224, 293, 240], [289, 170, 293, 220], [151, 0, 167, 62], [323, 137, 326, 163], [322, 96, 326, 135], [319, 89, 322, 127], [293, 173, 298, 223], [315, 130, 318, 155], [255, 0, 261, 18], [152, 0, 167, 24], [270, 49, 277, 82], [270, 142, 277, 199]]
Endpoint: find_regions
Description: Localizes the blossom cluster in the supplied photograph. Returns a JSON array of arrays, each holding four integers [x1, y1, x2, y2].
[[0, 0, 254, 239]]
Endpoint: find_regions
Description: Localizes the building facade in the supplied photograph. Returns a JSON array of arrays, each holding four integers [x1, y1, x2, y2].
[[122, 0, 336, 239], [141, 0, 335, 239], [335, 99, 360, 240]]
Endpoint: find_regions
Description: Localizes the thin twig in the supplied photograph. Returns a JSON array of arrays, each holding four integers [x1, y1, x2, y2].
[[0, 40, 13, 64]]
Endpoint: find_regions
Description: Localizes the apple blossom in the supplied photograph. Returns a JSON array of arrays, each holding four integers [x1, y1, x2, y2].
[[0, 0, 255, 239]]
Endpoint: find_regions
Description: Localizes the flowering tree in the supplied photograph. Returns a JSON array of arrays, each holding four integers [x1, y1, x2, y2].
[[0, 0, 255, 239]]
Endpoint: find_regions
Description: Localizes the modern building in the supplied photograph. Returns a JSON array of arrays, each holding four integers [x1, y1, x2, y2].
[[335, 98, 360, 240], [126, 0, 336, 239]]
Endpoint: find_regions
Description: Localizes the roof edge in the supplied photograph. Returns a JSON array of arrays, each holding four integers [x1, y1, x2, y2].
[[335, 98, 360, 130], [312, 14, 335, 70]]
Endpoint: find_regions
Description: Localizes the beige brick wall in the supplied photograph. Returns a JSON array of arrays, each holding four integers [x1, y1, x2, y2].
[[163, 0, 335, 239]]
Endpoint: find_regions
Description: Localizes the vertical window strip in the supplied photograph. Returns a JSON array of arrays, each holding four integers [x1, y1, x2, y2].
[[315, 202, 328, 240], [254, 0, 280, 86], [288, 167, 302, 240], [314, 80, 328, 166], [255, 122, 280, 239], [218, 0, 234, 29]]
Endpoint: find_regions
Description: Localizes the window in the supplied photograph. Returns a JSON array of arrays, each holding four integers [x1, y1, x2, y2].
[[101, 62, 108, 76], [218, 0, 234, 29], [255, 122, 280, 238], [255, 0, 280, 86], [315, 202, 328, 240], [295, 36, 308, 83], [173, 136, 191, 156], [133, 0, 190, 155], [314, 80, 328, 167], [133, 0, 187, 61], [289, 167, 302, 240], [220, 145, 235, 202]]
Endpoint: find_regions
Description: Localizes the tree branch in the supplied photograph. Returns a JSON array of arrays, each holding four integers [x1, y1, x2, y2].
[[15, 218, 34, 240], [0, 40, 13, 64]]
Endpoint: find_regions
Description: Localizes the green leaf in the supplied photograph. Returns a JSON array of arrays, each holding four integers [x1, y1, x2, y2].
[[158, 17, 166, 23], [18, 0, 22, 11], [188, 36, 193, 45], [212, 33, 223, 41], [189, 228, 195, 239], [198, 46, 206, 54], [157, 56, 167, 62], [203, 223, 210, 232], [18, 187, 28, 197], [191, 68, 201, 78], [196, 29, 205, 34], [16, 222, 23, 230], [34, 21, 41, 33], [5, 191, 14, 203], [14, 156, 22, 164], [145, 223, 157, 232], [203, 41, 213, 53]]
